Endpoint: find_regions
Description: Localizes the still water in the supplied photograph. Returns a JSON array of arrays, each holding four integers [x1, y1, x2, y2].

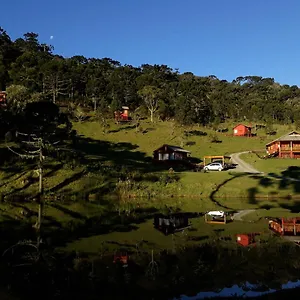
[[178, 281, 300, 299]]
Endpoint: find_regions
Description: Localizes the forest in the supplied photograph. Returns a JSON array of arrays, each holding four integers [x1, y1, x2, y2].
[[1, 27, 300, 132]]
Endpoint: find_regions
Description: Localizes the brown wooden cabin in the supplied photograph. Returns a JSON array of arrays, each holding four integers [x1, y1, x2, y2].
[[153, 144, 191, 161], [266, 131, 300, 158], [269, 218, 300, 236], [0, 91, 7, 105], [233, 124, 252, 136]]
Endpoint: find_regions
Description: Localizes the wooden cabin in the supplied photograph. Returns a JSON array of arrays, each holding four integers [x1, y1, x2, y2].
[[269, 218, 300, 236], [233, 124, 252, 136], [153, 144, 190, 161], [114, 106, 131, 123], [0, 91, 7, 105], [266, 131, 300, 158]]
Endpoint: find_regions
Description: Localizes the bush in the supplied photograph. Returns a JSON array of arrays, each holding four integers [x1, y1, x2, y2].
[[209, 134, 222, 143], [184, 130, 207, 137]]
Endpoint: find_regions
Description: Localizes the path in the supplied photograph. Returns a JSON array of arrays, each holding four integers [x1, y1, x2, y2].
[[230, 151, 262, 174], [232, 209, 256, 221]]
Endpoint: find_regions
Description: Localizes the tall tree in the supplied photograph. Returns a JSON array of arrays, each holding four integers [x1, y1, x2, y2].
[[138, 85, 161, 122]]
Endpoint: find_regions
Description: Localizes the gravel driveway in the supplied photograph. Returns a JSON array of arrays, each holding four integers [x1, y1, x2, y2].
[[230, 151, 262, 174]]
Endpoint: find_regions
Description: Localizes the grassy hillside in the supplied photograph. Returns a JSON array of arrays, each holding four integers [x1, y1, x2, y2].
[[0, 120, 299, 200]]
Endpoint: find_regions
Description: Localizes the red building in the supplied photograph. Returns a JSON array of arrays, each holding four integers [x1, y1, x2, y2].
[[114, 106, 131, 123], [233, 124, 252, 136], [236, 233, 259, 247], [266, 131, 300, 158], [0, 91, 7, 105]]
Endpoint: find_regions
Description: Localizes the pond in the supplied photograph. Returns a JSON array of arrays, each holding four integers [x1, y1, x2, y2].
[[2, 196, 300, 299], [178, 281, 300, 299]]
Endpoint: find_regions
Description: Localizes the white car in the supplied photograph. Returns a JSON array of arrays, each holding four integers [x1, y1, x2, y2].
[[204, 162, 224, 171], [207, 211, 225, 218]]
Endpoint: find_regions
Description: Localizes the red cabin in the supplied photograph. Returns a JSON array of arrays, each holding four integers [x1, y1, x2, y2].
[[113, 252, 129, 265], [233, 124, 252, 137], [0, 91, 7, 105], [114, 106, 131, 123], [236, 233, 259, 247]]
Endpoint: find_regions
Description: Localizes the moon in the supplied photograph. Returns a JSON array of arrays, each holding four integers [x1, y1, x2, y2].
[[50, 35, 54, 40]]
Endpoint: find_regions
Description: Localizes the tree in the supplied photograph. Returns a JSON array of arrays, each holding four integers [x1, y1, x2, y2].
[[42, 57, 69, 103], [138, 85, 161, 122], [6, 84, 30, 113]]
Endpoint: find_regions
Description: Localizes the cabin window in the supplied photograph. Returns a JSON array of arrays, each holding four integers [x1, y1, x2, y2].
[[234, 129, 238, 134], [170, 153, 175, 160], [158, 153, 162, 160], [162, 153, 169, 160]]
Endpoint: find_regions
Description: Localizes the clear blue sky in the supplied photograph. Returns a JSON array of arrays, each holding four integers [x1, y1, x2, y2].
[[2, 0, 300, 85]]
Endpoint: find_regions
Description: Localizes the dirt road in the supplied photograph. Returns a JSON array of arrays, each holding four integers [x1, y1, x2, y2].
[[230, 151, 262, 174]]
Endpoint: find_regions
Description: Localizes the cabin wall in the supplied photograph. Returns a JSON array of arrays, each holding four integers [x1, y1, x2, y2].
[[154, 151, 187, 161], [233, 125, 251, 136]]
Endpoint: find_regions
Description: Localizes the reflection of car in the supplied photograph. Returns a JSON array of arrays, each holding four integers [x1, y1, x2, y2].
[[204, 162, 224, 171], [207, 211, 225, 218]]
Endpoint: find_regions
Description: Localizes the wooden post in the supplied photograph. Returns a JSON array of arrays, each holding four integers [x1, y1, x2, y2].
[[291, 141, 293, 158]]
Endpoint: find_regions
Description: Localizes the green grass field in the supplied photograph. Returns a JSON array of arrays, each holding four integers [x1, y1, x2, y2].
[[1, 120, 300, 254]]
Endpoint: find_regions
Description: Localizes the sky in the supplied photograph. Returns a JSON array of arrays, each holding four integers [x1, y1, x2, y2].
[[1, 0, 300, 85]]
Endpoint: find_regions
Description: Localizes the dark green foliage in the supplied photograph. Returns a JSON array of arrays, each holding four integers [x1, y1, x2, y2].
[[1, 28, 300, 126]]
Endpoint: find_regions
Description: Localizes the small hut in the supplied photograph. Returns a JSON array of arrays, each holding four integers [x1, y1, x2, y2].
[[114, 106, 131, 123], [0, 91, 7, 105], [153, 144, 190, 161], [233, 124, 252, 136]]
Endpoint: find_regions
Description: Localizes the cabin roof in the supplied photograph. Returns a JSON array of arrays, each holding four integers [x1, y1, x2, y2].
[[153, 144, 191, 153], [233, 123, 252, 129], [266, 131, 300, 146]]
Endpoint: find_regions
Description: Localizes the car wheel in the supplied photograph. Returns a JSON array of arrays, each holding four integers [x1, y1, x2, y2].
[[204, 167, 208, 171], [218, 168, 222, 171]]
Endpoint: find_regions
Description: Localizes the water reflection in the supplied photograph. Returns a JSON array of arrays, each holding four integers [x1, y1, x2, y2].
[[178, 280, 300, 299]]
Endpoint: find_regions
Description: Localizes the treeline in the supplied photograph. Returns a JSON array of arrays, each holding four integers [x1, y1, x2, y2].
[[1, 27, 300, 125]]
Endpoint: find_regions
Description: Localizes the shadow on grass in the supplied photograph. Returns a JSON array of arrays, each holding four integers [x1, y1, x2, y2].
[[247, 166, 300, 212], [108, 124, 136, 133], [209, 173, 250, 209], [48, 170, 86, 193]]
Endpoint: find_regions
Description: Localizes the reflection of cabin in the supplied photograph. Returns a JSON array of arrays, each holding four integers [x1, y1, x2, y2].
[[114, 106, 131, 123], [266, 131, 300, 158], [0, 91, 7, 105], [269, 218, 300, 236], [153, 144, 191, 161], [233, 124, 252, 136], [236, 233, 259, 247], [154, 214, 189, 235]]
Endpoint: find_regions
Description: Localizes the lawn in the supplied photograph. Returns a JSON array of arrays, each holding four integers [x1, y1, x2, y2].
[[0, 120, 297, 199], [242, 152, 300, 176]]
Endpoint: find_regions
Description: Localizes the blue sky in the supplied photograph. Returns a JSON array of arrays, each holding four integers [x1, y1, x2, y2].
[[2, 0, 300, 85]]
